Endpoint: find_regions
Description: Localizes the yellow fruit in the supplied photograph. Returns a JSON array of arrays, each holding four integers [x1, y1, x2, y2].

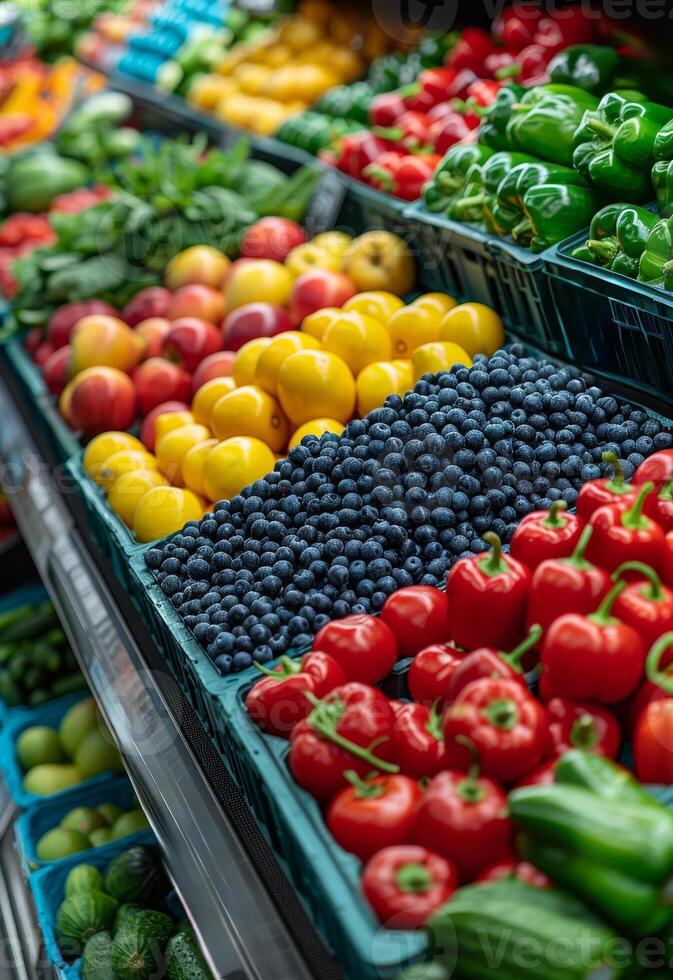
[[203, 437, 276, 501], [191, 377, 236, 426], [411, 342, 472, 382], [96, 450, 158, 492], [330, 46, 365, 82], [343, 291, 405, 324], [107, 469, 167, 528], [301, 307, 342, 341], [233, 337, 272, 387], [387, 303, 446, 358], [439, 302, 505, 357], [83, 432, 145, 484], [210, 385, 289, 451], [285, 242, 342, 277], [356, 361, 413, 417], [277, 350, 355, 426], [413, 292, 459, 317], [288, 417, 345, 448], [188, 74, 238, 110], [311, 231, 352, 261], [322, 312, 392, 375], [225, 259, 294, 312], [255, 331, 323, 395], [133, 487, 205, 543], [278, 16, 322, 50], [156, 423, 211, 486], [343, 231, 415, 296], [182, 439, 219, 498], [154, 411, 195, 445], [259, 43, 292, 68], [234, 63, 271, 95]]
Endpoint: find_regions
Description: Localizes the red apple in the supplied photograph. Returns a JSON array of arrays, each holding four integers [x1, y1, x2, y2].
[[140, 400, 190, 452], [122, 287, 172, 327], [42, 346, 71, 395], [47, 300, 117, 349], [191, 350, 235, 394], [240, 217, 307, 263], [69, 367, 137, 435], [221, 303, 293, 351], [34, 341, 54, 366], [167, 285, 226, 324], [135, 317, 171, 359], [289, 269, 358, 323], [132, 357, 192, 416], [163, 318, 222, 372]]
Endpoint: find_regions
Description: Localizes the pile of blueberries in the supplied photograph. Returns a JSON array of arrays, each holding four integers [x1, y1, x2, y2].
[[146, 345, 673, 674]]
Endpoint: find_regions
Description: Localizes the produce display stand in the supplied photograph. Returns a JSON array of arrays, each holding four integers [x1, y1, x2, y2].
[[0, 364, 342, 980]]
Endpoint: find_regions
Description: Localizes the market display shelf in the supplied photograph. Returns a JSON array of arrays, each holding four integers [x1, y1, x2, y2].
[[0, 378, 338, 980]]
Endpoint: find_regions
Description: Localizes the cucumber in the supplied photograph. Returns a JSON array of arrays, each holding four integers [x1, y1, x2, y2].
[[166, 930, 211, 980], [81, 930, 114, 980], [104, 847, 168, 905], [111, 910, 173, 980]]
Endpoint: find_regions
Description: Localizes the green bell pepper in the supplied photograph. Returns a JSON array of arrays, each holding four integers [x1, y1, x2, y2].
[[450, 151, 536, 227], [548, 44, 620, 94], [652, 120, 673, 217], [316, 82, 374, 124], [584, 203, 659, 278], [573, 91, 673, 201], [493, 161, 589, 240], [638, 216, 673, 289], [478, 84, 525, 152], [506, 85, 599, 167], [514, 183, 601, 252], [422, 143, 493, 215]]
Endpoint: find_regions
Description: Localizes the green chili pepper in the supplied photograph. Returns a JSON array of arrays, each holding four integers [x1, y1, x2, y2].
[[493, 161, 588, 241], [515, 183, 601, 252], [506, 85, 599, 167], [422, 143, 493, 215], [548, 45, 620, 94]]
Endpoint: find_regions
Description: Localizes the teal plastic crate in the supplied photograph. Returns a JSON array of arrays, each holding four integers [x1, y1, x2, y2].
[[15, 774, 143, 874], [544, 231, 673, 401]]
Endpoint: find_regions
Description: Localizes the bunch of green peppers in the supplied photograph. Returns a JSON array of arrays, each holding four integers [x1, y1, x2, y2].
[[573, 91, 673, 201], [449, 151, 536, 229], [638, 215, 673, 289], [276, 112, 362, 156], [511, 750, 673, 937], [493, 161, 592, 245], [572, 202, 659, 277], [422, 143, 493, 215], [652, 119, 673, 217], [505, 85, 599, 166]]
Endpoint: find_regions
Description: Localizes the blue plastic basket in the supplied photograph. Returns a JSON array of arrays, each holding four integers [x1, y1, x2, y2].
[[31, 830, 159, 976], [15, 775, 144, 874], [544, 232, 673, 401], [0, 693, 123, 810]]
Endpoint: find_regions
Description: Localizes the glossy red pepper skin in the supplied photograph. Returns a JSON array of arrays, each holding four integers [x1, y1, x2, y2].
[[540, 581, 646, 705], [333, 132, 393, 180], [535, 7, 595, 49], [245, 653, 347, 738], [361, 845, 458, 930], [636, 453, 673, 530], [311, 614, 397, 685], [411, 768, 512, 882], [393, 154, 441, 201], [363, 151, 404, 193], [381, 586, 449, 659], [446, 532, 531, 652], [514, 758, 558, 788], [633, 633, 673, 783], [443, 678, 549, 784], [429, 113, 478, 155], [612, 561, 673, 651], [663, 531, 673, 589], [576, 451, 636, 520], [416, 66, 477, 106], [476, 859, 551, 889], [391, 702, 446, 779], [288, 683, 398, 801], [447, 28, 498, 75], [466, 78, 502, 108], [526, 525, 612, 635], [492, 2, 544, 50], [446, 626, 541, 701], [326, 773, 422, 862], [407, 643, 464, 705], [587, 483, 664, 573], [368, 91, 407, 128], [509, 501, 584, 570], [546, 697, 621, 760]]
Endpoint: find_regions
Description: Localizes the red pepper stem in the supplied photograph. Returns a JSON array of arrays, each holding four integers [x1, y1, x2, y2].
[[646, 632, 673, 695], [305, 694, 400, 774], [570, 714, 598, 749], [425, 699, 445, 742], [541, 500, 567, 529], [501, 624, 542, 672], [622, 482, 654, 530], [478, 532, 508, 578], [567, 524, 594, 568], [590, 579, 628, 626], [253, 655, 300, 678], [343, 770, 387, 799], [395, 863, 432, 894], [612, 561, 664, 602], [602, 450, 628, 493]]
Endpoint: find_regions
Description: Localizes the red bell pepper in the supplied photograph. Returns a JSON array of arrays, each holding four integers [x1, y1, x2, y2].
[[526, 525, 612, 634], [391, 701, 446, 779], [326, 771, 422, 862], [492, 2, 544, 51], [447, 28, 498, 76], [446, 532, 531, 652], [414, 66, 477, 108], [484, 51, 518, 77], [465, 78, 502, 109], [245, 652, 347, 738], [514, 757, 559, 788], [443, 678, 548, 784], [512, 44, 553, 86], [288, 683, 398, 801], [361, 845, 458, 930], [429, 112, 478, 155], [635, 450, 673, 529], [446, 625, 542, 701], [546, 697, 621, 760], [663, 531, 673, 589], [576, 451, 636, 520], [587, 482, 664, 573], [476, 859, 551, 889], [540, 580, 646, 704], [363, 151, 404, 193], [311, 614, 397, 685], [509, 501, 584, 569], [411, 765, 512, 882], [380, 586, 449, 659], [368, 91, 407, 128], [633, 632, 673, 783], [392, 154, 441, 201], [331, 131, 392, 180], [535, 7, 595, 49], [407, 642, 464, 705], [612, 561, 673, 652]]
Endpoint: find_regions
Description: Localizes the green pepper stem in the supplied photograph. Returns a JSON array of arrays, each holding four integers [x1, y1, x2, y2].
[[589, 579, 628, 626], [372, 125, 403, 142], [570, 714, 598, 750], [484, 698, 518, 731], [645, 632, 673, 695], [621, 481, 654, 530], [454, 193, 487, 212], [436, 173, 463, 192], [501, 625, 542, 672], [343, 770, 387, 799], [612, 561, 664, 602], [454, 735, 484, 801], [478, 532, 509, 578], [306, 694, 400, 774], [585, 118, 618, 141], [566, 524, 594, 569], [542, 500, 567, 529], [587, 239, 619, 263], [602, 450, 630, 494], [397, 82, 420, 99], [395, 863, 432, 894], [512, 217, 533, 240], [253, 655, 300, 678], [495, 63, 521, 80], [425, 699, 445, 742]]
